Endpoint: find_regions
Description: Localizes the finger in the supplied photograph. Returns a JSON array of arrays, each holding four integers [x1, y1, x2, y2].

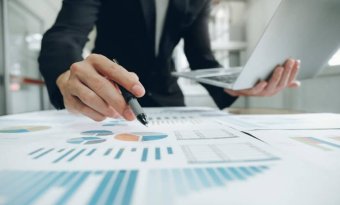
[[65, 96, 106, 122], [243, 81, 268, 96], [224, 81, 267, 97], [122, 107, 136, 121], [85, 54, 145, 97], [263, 66, 284, 95], [288, 80, 301, 88], [288, 59, 300, 84], [277, 59, 294, 90], [71, 62, 128, 115], [224, 89, 240, 97], [68, 79, 115, 117]]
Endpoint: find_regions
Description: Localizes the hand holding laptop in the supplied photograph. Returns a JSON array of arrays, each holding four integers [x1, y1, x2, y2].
[[224, 58, 301, 97]]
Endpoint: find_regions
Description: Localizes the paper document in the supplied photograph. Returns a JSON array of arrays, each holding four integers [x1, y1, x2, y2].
[[0, 107, 339, 205], [216, 113, 340, 131]]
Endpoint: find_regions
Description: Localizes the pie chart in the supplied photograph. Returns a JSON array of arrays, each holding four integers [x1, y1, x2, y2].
[[81, 130, 113, 136], [67, 137, 106, 145], [115, 132, 168, 142], [0, 126, 50, 133]]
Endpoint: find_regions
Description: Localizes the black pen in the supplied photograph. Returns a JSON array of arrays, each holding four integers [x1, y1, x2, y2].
[[112, 59, 149, 126]]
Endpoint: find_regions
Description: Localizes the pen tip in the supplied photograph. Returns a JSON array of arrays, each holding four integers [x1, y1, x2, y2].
[[137, 114, 149, 127]]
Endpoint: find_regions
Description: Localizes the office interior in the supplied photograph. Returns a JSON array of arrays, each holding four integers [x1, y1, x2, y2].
[[1, 0, 340, 116]]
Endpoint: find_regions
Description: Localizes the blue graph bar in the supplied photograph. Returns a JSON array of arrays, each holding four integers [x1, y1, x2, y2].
[[106, 171, 126, 204], [239, 167, 254, 177], [29, 148, 44, 155], [68, 149, 86, 162], [228, 167, 246, 180], [172, 169, 187, 195], [53, 149, 75, 163], [33, 148, 54, 159], [115, 148, 124, 159], [183, 169, 200, 191], [206, 168, 224, 187], [195, 169, 212, 188], [250, 166, 263, 173], [217, 168, 234, 181], [167, 147, 173, 154], [141, 148, 148, 162], [104, 148, 113, 156], [121, 171, 138, 205], [56, 172, 90, 205], [155, 148, 161, 160], [88, 171, 114, 205], [87, 148, 96, 156]]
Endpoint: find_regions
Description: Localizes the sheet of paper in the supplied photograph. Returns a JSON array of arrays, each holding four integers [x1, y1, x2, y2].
[[248, 129, 340, 174], [0, 108, 339, 205], [216, 113, 340, 131]]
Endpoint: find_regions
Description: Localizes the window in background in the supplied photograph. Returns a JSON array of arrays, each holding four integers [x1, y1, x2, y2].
[[329, 49, 340, 66]]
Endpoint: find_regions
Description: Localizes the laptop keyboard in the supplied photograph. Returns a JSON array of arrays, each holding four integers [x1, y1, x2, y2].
[[202, 73, 240, 84]]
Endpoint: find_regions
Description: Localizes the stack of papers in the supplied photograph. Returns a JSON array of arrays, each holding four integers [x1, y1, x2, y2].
[[0, 107, 340, 205]]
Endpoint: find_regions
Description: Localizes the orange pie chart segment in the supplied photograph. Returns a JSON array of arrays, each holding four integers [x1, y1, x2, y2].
[[114, 132, 168, 142], [115, 134, 140, 142]]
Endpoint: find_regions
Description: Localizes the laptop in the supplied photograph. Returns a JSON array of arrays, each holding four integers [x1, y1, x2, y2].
[[172, 0, 340, 90]]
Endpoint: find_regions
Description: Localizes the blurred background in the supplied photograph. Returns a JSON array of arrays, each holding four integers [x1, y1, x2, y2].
[[0, 0, 340, 116]]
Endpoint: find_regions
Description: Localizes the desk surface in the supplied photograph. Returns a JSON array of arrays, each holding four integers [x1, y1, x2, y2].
[[0, 107, 340, 205]]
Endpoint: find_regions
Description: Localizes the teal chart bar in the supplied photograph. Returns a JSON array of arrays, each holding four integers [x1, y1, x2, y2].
[[0, 170, 138, 205]]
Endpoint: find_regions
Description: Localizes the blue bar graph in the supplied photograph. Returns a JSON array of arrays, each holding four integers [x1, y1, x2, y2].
[[0, 170, 138, 205], [146, 165, 270, 205], [28, 146, 174, 163]]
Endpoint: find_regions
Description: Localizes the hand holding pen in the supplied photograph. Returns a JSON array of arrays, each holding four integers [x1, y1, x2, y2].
[[56, 54, 148, 123]]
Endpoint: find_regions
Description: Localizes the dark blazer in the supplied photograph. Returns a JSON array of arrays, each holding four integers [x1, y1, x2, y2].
[[39, 0, 237, 109]]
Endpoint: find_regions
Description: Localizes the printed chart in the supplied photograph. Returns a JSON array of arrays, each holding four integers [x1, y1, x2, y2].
[[0, 170, 138, 205], [182, 143, 279, 164], [291, 137, 340, 151], [0, 126, 50, 134], [81, 130, 113, 136], [67, 137, 106, 145], [114, 132, 168, 142], [174, 129, 238, 140], [28, 146, 175, 164], [145, 165, 270, 205]]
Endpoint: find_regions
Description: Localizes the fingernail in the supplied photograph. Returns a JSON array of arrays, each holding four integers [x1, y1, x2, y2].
[[131, 84, 145, 97], [297, 59, 301, 69], [287, 59, 294, 69], [123, 108, 135, 120]]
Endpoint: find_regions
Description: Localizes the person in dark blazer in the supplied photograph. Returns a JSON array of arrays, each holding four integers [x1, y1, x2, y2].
[[39, 0, 300, 121]]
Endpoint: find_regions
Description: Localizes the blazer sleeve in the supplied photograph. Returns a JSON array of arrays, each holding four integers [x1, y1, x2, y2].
[[183, 1, 238, 109], [38, 0, 101, 109]]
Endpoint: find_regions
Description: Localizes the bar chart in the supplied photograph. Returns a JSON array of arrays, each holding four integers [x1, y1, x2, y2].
[[182, 143, 279, 164], [147, 116, 203, 126], [145, 165, 270, 205], [291, 137, 340, 151], [0, 170, 138, 205], [28, 146, 175, 164]]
